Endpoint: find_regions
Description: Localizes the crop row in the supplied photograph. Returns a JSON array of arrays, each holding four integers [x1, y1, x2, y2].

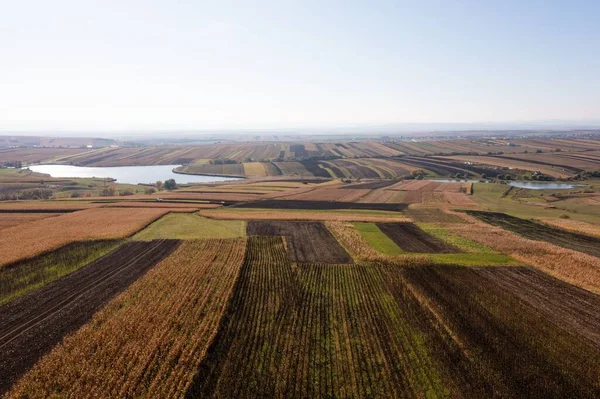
[[8, 238, 247, 398]]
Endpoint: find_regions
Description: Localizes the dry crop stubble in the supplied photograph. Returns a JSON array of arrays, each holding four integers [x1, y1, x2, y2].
[[0, 208, 169, 268], [445, 210, 600, 293], [8, 238, 247, 398]]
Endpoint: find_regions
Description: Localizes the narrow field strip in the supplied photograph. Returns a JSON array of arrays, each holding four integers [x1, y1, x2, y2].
[[7, 239, 246, 398], [353, 222, 403, 255], [467, 211, 600, 258], [0, 240, 180, 395], [0, 208, 170, 268], [448, 211, 600, 293], [0, 240, 122, 306]]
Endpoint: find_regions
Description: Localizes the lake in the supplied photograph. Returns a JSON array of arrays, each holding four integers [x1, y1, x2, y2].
[[26, 164, 241, 185], [507, 181, 584, 190]]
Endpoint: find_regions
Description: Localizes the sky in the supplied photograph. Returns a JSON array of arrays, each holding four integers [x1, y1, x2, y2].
[[1, 0, 599, 131]]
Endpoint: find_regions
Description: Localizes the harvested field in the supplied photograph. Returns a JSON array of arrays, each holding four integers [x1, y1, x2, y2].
[[100, 201, 220, 210], [340, 179, 398, 189], [405, 208, 464, 223], [0, 213, 60, 229], [201, 208, 411, 223], [539, 218, 600, 238], [234, 199, 407, 211], [246, 221, 353, 263], [0, 240, 180, 395], [377, 223, 462, 253], [446, 211, 600, 293], [282, 188, 371, 202], [0, 201, 100, 211], [403, 266, 600, 398], [467, 211, 600, 258], [0, 208, 169, 267], [8, 239, 246, 398]]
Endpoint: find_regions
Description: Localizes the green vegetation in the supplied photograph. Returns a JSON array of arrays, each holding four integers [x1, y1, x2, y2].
[[418, 224, 495, 253], [132, 213, 246, 240], [353, 222, 404, 254], [0, 240, 122, 305]]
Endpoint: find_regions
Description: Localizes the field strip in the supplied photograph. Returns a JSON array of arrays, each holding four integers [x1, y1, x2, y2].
[[8, 239, 246, 398], [0, 240, 180, 395]]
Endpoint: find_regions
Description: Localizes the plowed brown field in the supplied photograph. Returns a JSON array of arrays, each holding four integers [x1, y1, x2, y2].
[[247, 220, 353, 263], [377, 223, 462, 253]]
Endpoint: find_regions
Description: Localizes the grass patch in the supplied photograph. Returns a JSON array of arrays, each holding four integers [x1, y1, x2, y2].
[[132, 213, 246, 240], [418, 224, 496, 253], [353, 222, 403, 255], [0, 240, 122, 306]]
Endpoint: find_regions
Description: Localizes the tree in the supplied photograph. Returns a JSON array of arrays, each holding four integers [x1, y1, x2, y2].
[[156, 181, 164, 191], [145, 187, 157, 195], [164, 179, 177, 190]]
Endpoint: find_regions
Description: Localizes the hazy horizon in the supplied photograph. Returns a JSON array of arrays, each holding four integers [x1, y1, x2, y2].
[[2, 1, 599, 131]]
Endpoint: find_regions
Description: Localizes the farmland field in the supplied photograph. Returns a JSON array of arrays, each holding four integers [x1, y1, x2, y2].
[[467, 211, 600, 257], [246, 221, 353, 263], [0, 240, 180, 394], [0, 240, 121, 306], [0, 208, 169, 267], [377, 223, 462, 253], [8, 239, 246, 398], [132, 213, 245, 240], [3, 136, 600, 397]]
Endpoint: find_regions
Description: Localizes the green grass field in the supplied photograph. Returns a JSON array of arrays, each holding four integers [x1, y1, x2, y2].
[[132, 213, 246, 240], [353, 222, 404, 254]]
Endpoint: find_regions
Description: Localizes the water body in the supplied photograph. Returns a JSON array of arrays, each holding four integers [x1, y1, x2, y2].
[[26, 164, 241, 185], [507, 181, 584, 190]]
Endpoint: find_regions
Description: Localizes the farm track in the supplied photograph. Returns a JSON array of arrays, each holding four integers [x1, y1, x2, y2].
[[376, 223, 462, 253], [467, 211, 600, 257], [0, 239, 180, 395], [247, 220, 354, 263]]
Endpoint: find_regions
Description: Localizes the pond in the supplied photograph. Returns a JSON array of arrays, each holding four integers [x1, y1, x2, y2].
[[26, 164, 242, 185], [507, 181, 585, 190]]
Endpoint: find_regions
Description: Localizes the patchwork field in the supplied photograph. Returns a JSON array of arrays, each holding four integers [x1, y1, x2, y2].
[[2, 136, 600, 397], [467, 211, 600, 258], [0, 240, 180, 394], [0, 208, 169, 267], [8, 239, 246, 398]]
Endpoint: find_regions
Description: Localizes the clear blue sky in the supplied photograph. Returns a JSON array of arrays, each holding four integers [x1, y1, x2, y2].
[[1, 0, 598, 130]]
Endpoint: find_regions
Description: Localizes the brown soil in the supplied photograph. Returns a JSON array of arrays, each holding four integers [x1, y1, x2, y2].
[[246, 221, 353, 263], [376, 223, 462, 253], [473, 266, 600, 348], [0, 239, 180, 394], [235, 199, 406, 211]]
